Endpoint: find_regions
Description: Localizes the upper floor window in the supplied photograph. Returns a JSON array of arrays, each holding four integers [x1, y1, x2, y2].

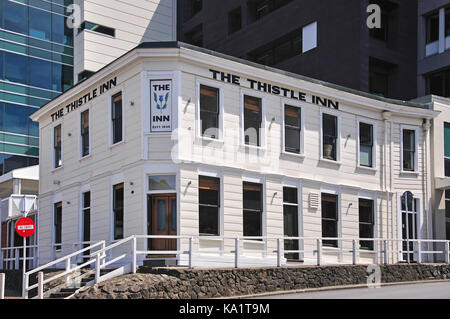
[[369, 58, 395, 98], [284, 105, 302, 154], [369, 1, 398, 43], [247, 0, 293, 22], [78, 21, 115, 37], [322, 113, 338, 161], [243, 95, 263, 147], [426, 68, 450, 98], [446, 8, 450, 37], [54, 124, 62, 169], [228, 6, 242, 35], [81, 110, 90, 158], [199, 85, 220, 139], [359, 122, 374, 168], [426, 11, 439, 44], [111, 92, 123, 145], [402, 129, 416, 172], [199, 176, 220, 236], [444, 122, 450, 177]]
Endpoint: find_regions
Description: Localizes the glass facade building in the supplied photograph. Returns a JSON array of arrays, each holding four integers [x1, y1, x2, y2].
[[0, 0, 74, 174]]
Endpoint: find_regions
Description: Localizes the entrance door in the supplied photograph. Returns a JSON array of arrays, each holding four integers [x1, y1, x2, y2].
[[401, 197, 418, 262], [149, 195, 177, 253]]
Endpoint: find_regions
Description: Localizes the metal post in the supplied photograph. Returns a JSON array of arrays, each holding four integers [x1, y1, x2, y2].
[[445, 241, 450, 264], [188, 237, 193, 269], [37, 272, 44, 300], [0, 273, 4, 300], [317, 239, 322, 266], [22, 273, 28, 299], [383, 240, 388, 264], [234, 238, 239, 268], [132, 236, 137, 274], [15, 248, 19, 270], [277, 238, 282, 267], [417, 240, 422, 264], [22, 237, 27, 297], [0, 248, 3, 271], [352, 240, 357, 265], [95, 254, 100, 284]]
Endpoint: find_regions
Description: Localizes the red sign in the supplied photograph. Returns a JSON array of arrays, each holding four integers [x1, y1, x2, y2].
[[15, 218, 36, 238]]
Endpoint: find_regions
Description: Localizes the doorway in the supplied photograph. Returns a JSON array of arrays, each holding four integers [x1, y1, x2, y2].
[[147, 194, 177, 255], [400, 196, 419, 262]]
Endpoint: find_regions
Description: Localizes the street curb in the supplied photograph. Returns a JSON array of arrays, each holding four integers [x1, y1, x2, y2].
[[215, 279, 450, 299]]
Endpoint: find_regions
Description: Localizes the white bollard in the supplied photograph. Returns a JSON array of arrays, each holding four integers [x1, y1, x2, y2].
[[0, 273, 5, 300]]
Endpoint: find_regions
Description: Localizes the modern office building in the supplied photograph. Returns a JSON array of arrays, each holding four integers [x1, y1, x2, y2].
[[0, 0, 74, 174], [418, 0, 450, 98], [177, 0, 419, 101], [29, 42, 438, 268], [0, 0, 177, 177]]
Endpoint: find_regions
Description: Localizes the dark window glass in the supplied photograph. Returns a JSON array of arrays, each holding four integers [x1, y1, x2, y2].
[[54, 124, 62, 168], [54, 202, 62, 250], [243, 182, 263, 237], [3, 155, 30, 174], [199, 176, 220, 236], [283, 187, 299, 260], [322, 113, 337, 161], [184, 24, 203, 47], [228, 7, 242, 35], [0, 51, 3, 81], [446, 190, 450, 240], [4, 104, 34, 135], [244, 95, 262, 147], [369, 58, 395, 98], [426, 69, 450, 98], [52, 64, 74, 92], [359, 199, 374, 250], [445, 123, 450, 177], [81, 110, 90, 157], [248, 0, 293, 22], [402, 129, 415, 171], [112, 92, 123, 144], [284, 105, 301, 153], [29, 7, 52, 41], [426, 12, 439, 43], [321, 193, 338, 247], [4, 1, 28, 34], [191, 0, 203, 15], [52, 14, 73, 45], [446, 8, 450, 37], [248, 28, 302, 66], [82, 191, 91, 244], [360, 122, 373, 167], [78, 70, 95, 82], [113, 183, 124, 240], [78, 21, 115, 37], [200, 85, 219, 139], [29, 57, 52, 90], [5, 53, 27, 85]]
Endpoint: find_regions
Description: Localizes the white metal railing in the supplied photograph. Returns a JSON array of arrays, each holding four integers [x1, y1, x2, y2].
[[16, 235, 450, 299], [22, 241, 106, 299]]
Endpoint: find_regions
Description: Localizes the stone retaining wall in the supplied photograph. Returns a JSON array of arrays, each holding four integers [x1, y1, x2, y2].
[[73, 263, 450, 299]]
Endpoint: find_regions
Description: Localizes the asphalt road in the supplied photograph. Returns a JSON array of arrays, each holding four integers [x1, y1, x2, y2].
[[251, 282, 450, 299]]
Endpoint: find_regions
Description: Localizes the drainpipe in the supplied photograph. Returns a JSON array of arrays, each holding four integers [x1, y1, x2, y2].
[[382, 111, 392, 262], [423, 119, 432, 261]]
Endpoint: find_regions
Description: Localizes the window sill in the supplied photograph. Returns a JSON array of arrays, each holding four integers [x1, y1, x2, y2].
[[242, 239, 265, 244], [240, 144, 266, 152], [400, 170, 419, 176], [109, 140, 124, 149], [357, 165, 377, 172], [199, 236, 223, 242], [51, 166, 63, 173], [319, 158, 342, 165], [196, 136, 224, 144], [79, 154, 91, 162], [281, 151, 305, 159]]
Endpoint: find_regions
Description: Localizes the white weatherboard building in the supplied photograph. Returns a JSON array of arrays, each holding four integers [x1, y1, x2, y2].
[[29, 42, 440, 268]]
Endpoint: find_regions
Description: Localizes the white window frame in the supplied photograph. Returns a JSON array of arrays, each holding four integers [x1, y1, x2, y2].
[[320, 187, 341, 249], [282, 179, 303, 260], [79, 105, 92, 160], [240, 90, 267, 150], [196, 78, 224, 142], [281, 99, 305, 157], [320, 109, 341, 164], [357, 118, 378, 170], [357, 193, 378, 251], [52, 122, 63, 171], [109, 87, 125, 148], [78, 184, 91, 249], [198, 168, 224, 237], [242, 174, 266, 241], [400, 125, 419, 173]]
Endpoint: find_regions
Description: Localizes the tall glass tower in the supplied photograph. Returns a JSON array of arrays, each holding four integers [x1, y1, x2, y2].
[[0, 0, 74, 175]]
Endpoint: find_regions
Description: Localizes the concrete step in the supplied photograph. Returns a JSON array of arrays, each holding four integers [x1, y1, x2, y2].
[[143, 259, 178, 267]]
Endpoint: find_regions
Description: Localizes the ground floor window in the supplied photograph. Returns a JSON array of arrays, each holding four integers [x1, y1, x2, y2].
[[283, 187, 299, 260], [446, 190, 450, 240], [359, 198, 374, 250], [54, 202, 62, 250], [113, 183, 124, 240], [243, 182, 263, 238], [321, 193, 338, 247], [199, 176, 220, 236], [400, 193, 418, 262]]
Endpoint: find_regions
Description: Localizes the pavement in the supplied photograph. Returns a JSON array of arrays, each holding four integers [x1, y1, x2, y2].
[[247, 281, 450, 299]]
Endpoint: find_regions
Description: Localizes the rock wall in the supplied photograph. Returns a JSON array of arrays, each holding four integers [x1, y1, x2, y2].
[[73, 264, 450, 299]]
